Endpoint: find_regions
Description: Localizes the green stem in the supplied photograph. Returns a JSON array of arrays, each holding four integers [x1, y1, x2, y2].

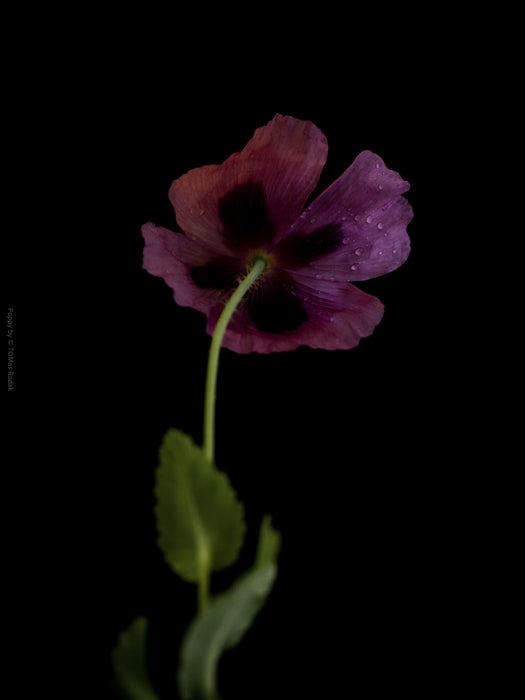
[[203, 256, 268, 466], [198, 559, 210, 614]]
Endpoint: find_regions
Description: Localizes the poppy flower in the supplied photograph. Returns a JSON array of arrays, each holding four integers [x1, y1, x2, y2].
[[142, 114, 413, 353]]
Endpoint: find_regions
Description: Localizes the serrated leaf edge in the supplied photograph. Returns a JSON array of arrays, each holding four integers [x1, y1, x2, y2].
[[155, 429, 246, 583]]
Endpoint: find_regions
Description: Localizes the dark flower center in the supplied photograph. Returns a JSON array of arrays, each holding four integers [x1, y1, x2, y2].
[[218, 181, 277, 252], [190, 180, 346, 336], [190, 256, 243, 292], [275, 223, 344, 266], [246, 270, 309, 334]]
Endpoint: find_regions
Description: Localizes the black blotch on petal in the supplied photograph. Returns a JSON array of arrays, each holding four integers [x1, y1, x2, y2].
[[190, 259, 241, 290], [277, 223, 343, 266], [248, 274, 309, 334], [218, 181, 276, 252]]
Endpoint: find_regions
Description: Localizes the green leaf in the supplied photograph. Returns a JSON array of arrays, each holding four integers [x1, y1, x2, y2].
[[178, 516, 281, 700], [255, 514, 281, 570], [112, 617, 160, 700], [155, 429, 245, 583]]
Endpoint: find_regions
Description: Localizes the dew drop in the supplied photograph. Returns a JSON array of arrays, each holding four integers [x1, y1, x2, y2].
[[198, 208, 205, 216], [392, 248, 398, 255], [377, 222, 383, 230], [315, 273, 322, 280], [350, 263, 359, 271], [329, 316, 335, 323], [378, 184, 384, 191], [366, 215, 373, 224], [378, 250, 383, 256], [353, 215, 360, 221], [354, 247, 364, 256], [342, 237, 349, 245], [341, 216, 347, 222], [375, 162, 381, 169]]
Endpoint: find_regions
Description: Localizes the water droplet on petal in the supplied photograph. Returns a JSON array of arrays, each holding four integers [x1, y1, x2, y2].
[[350, 263, 359, 271], [342, 237, 349, 245], [353, 215, 360, 221], [329, 316, 335, 323], [378, 250, 383, 256], [315, 273, 322, 280], [198, 208, 205, 216], [375, 162, 381, 169], [341, 216, 347, 222], [366, 216, 373, 224], [354, 247, 364, 256], [377, 222, 383, 230], [378, 184, 384, 191]]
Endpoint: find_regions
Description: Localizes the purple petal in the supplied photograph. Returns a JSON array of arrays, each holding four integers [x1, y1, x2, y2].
[[142, 222, 232, 314], [281, 151, 413, 281], [209, 277, 384, 354], [169, 115, 328, 254]]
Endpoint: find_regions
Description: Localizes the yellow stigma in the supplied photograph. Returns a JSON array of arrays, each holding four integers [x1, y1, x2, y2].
[[247, 250, 273, 274]]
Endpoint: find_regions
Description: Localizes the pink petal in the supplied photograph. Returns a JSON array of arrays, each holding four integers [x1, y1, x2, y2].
[[169, 114, 328, 253]]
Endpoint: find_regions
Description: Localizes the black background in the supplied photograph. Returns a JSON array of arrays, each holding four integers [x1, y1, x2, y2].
[[6, 10, 497, 700]]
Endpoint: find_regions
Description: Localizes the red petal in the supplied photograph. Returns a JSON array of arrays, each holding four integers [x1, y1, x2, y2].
[[169, 114, 328, 254]]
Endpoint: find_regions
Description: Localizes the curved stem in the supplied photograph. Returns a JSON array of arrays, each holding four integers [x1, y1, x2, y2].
[[203, 256, 267, 465]]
